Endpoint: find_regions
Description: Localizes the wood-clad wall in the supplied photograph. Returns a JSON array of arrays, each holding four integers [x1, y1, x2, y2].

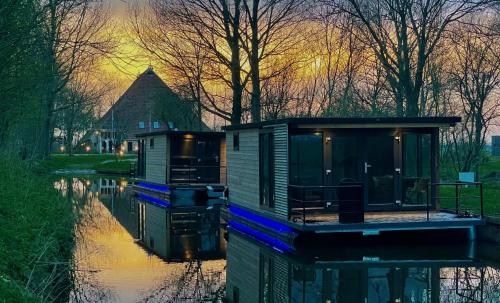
[[226, 232, 290, 303], [271, 124, 289, 219], [226, 124, 289, 220], [226, 232, 261, 303], [144, 203, 168, 258], [227, 129, 260, 209], [145, 135, 167, 184]]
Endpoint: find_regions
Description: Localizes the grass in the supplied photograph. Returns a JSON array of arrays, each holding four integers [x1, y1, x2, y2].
[[440, 156, 500, 217], [92, 159, 134, 174], [0, 159, 74, 302], [37, 153, 136, 174], [480, 156, 500, 179]]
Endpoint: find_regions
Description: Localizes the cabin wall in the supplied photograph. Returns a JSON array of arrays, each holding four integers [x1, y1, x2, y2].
[[226, 233, 261, 303], [227, 129, 260, 210], [226, 233, 290, 303], [166, 136, 170, 183], [272, 124, 289, 219], [227, 125, 289, 220], [144, 203, 168, 258], [220, 138, 227, 184], [145, 135, 167, 184]]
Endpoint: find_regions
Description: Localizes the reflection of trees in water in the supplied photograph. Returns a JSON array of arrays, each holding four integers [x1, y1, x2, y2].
[[140, 260, 226, 303], [440, 267, 500, 303], [69, 267, 114, 303], [57, 176, 122, 302]]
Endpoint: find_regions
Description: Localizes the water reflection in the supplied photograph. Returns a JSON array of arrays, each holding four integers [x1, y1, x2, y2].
[[226, 230, 500, 303], [54, 176, 500, 303], [55, 176, 226, 303]]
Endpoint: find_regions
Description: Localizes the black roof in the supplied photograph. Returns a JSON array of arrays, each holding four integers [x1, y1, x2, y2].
[[135, 130, 225, 138], [223, 117, 461, 130]]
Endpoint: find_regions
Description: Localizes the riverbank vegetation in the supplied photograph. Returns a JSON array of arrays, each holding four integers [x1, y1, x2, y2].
[[37, 154, 136, 174], [0, 160, 74, 302]]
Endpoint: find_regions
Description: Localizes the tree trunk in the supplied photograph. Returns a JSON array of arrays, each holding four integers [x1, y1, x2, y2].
[[249, 0, 261, 123], [228, 0, 242, 125], [473, 110, 483, 180]]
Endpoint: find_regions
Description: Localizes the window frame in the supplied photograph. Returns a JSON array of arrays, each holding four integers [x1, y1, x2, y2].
[[233, 132, 240, 151], [259, 130, 275, 209]]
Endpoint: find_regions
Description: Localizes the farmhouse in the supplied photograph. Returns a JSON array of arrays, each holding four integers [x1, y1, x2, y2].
[[88, 66, 205, 153]]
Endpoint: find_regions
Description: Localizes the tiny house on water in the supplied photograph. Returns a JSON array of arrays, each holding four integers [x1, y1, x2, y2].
[[133, 130, 226, 200], [224, 117, 485, 243], [132, 130, 227, 244]]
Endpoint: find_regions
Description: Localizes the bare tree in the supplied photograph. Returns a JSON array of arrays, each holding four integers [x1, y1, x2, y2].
[[446, 14, 500, 176], [146, 0, 246, 125], [40, 0, 114, 156], [55, 78, 108, 155], [132, 5, 213, 130], [335, 0, 494, 116], [240, 0, 306, 122]]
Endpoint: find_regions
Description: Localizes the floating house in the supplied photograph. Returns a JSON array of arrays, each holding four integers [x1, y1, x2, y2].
[[135, 130, 226, 186], [132, 130, 227, 254], [225, 230, 488, 303], [224, 117, 485, 243]]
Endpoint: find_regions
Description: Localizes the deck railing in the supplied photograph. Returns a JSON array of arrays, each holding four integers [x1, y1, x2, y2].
[[288, 182, 485, 225], [288, 184, 364, 224], [429, 182, 484, 219], [169, 165, 227, 185]]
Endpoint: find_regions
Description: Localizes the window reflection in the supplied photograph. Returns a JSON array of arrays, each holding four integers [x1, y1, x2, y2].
[[403, 133, 431, 206]]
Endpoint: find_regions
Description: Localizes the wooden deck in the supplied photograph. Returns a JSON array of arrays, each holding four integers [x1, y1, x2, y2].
[[289, 211, 485, 233]]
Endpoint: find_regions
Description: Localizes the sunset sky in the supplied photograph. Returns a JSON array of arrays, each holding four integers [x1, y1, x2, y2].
[[96, 0, 151, 104], [97, 0, 499, 139]]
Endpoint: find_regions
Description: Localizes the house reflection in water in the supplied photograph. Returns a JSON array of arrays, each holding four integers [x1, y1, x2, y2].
[[226, 231, 497, 303], [136, 196, 226, 261]]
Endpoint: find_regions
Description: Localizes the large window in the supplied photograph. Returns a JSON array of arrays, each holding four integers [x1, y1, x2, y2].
[[332, 136, 360, 185], [260, 132, 274, 208], [170, 135, 221, 183], [289, 133, 324, 208], [402, 133, 431, 205], [289, 133, 323, 186]]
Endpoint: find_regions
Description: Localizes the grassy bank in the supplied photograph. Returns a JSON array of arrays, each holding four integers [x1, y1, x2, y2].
[[38, 154, 136, 174], [440, 156, 500, 217], [0, 160, 74, 302]]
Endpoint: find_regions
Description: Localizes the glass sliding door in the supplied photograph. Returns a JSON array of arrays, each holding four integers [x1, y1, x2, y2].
[[332, 136, 361, 185], [289, 133, 324, 185], [289, 133, 324, 206], [402, 133, 431, 206], [365, 135, 396, 208]]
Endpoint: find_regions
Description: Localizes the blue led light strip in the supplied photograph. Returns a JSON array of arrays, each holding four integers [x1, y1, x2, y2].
[[136, 182, 170, 193], [228, 220, 293, 252], [228, 205, 295, 234], [137, 193, 171, 208]]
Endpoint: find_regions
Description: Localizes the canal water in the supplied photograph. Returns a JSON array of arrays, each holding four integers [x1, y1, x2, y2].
[[55, 176, 500, 303]]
